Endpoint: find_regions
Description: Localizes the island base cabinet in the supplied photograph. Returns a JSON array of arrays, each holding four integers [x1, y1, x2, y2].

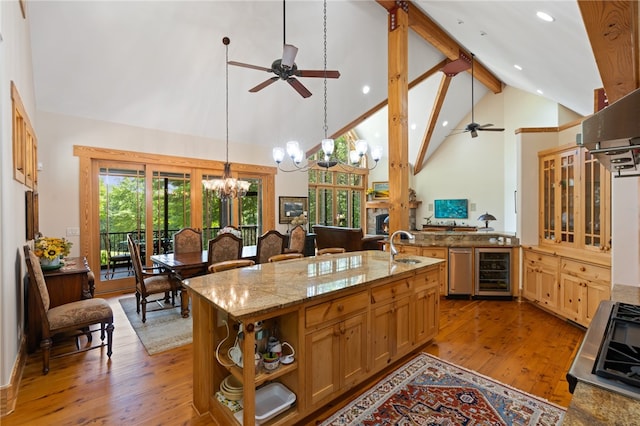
[[305, 311, 368, 408], [415, 284, 439, 345]]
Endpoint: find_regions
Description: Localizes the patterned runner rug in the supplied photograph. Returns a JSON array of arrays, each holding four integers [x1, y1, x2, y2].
[[321, 352, 565, 426], [119, 296, 191, 355]]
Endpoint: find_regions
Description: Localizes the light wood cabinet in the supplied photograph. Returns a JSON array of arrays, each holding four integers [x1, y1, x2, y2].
[[559, 259, 611, 327], [421, 247, 448, 296], [305, 308, 368, 406], [583, 150, 612, 253], [522, 248, 610, 327], [371, 278, 413, 371], [414, 269, 440, 345]]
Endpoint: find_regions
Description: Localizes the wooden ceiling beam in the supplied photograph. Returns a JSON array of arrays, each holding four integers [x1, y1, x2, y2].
[[377, 1, 503, 94], [413, 74, 451, 175], [578, 0, 639, 104]]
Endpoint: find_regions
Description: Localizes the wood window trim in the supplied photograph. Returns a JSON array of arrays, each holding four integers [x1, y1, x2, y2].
[[73, 145, 277, 267], [11, 82, 38, 188]]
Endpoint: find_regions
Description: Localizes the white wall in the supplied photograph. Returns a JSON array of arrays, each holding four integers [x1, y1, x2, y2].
[[1, 0, 37, 387], [612, 178, 640, 286]]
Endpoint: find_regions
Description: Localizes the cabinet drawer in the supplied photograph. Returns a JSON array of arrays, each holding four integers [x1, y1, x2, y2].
[[561, 259, 610, 283], [371, 279, 412, 304], [305, 291, 368, 328], [524, 250, 557, 269], [422, 247, 447, 259], [414, 268, 439, 290]]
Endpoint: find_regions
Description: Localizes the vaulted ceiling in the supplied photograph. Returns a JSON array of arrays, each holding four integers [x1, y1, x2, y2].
[[27, 1, 628, 171]]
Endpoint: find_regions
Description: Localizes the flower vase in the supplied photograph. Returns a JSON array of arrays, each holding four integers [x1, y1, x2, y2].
[[40, 257, 61, 268]]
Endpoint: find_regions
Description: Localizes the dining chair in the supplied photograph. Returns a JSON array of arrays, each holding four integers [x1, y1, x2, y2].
[[173, 227, 203, 254], [23, 245, 114, 375], [284, 225, 306, 254], [127, 234, 182, 323], [208, 259, 255, 273], [207, 232, 243, 266], [268, 253, 304, 262], [317, 247, 346, 255], [255, 230, 286, 264]]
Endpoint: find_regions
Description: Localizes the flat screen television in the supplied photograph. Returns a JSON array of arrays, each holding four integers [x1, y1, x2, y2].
[[434, 199, 468, 219]]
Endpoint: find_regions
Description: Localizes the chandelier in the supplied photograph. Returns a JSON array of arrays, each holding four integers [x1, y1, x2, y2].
[[272, 0, 381, 172], [202, 37, 250, 199]]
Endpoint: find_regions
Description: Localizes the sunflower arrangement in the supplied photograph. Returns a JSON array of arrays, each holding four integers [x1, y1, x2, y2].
[[34, 236, 73, 260]]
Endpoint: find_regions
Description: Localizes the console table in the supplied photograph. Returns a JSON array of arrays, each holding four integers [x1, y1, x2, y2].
[[27, 257, 93, 353]]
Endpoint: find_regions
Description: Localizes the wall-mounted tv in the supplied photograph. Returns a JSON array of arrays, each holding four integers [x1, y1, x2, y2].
[[434, 199, 468, 219]]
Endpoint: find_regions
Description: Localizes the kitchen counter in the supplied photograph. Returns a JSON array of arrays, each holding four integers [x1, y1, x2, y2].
[[390, 230, 520, 248], [563, 284, 640, 425], [183, 250, 443, 425]]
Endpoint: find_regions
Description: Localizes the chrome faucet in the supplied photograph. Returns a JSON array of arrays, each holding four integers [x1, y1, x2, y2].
[[389, 230, 415, 261]]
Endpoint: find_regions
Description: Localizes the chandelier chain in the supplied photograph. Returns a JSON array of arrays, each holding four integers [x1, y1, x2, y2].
[[225, 40, 229, 164], [323, 0, 328, 139]]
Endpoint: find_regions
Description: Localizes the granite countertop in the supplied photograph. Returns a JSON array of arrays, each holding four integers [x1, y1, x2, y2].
[[182, 250, 442, 320], [396, 239, 519, 248], [563, 284, 640, 425]]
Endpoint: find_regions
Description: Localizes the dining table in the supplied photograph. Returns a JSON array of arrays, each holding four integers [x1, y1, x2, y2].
[[150, 245, 257, 279]]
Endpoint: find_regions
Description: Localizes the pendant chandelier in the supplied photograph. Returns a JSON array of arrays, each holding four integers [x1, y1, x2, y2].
[[202, 37, 250, 199], [272, 0, 381, 172]]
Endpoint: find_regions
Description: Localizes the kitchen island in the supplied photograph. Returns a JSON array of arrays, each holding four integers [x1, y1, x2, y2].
[[563, 284, 640, 425], [183, 250, 443, 425]]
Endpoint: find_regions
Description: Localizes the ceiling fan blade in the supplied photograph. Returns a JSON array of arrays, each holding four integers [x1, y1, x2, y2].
[[249, 77, 279, 93], [228, 61, 272, 73], [296, 70, 341, 78], [281, 44, 298, 68], [478, 127, 505, 132], [287, 77, 312, 98], [477, 123, 495, 129]]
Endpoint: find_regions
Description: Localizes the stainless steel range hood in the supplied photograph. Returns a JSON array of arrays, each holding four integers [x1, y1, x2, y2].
[[580, 87, 640, 178]]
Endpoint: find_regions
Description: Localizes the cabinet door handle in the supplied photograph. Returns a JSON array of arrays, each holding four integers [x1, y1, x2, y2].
[[580, 266, 586, 272], [337, 304, 344, 312]]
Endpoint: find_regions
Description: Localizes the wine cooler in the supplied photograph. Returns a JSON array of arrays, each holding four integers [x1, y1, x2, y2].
[[474, 248, 512, 298]]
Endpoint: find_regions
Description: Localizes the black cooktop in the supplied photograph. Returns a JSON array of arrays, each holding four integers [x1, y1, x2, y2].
[[594, 302, 640, 388]]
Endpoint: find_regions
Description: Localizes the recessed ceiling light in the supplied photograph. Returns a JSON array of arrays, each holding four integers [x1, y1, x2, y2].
[[410, 123, 417, 130], [536, 89, 544, 95], [514, 64, 523, 71], [536, 11, 554, 22], [362, 85, 370, 94], [442, 121, 448, 127]]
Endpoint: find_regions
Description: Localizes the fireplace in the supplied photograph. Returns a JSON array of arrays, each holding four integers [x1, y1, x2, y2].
[[375, 214, 389, 235]]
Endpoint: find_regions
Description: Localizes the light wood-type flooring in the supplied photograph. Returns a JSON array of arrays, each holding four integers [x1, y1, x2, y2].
[[3, 295, 585, 425]]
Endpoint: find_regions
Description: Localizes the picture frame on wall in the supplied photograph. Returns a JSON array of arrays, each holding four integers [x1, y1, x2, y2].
[[279, 196, 308, 224], [372, 181, 389, 200]]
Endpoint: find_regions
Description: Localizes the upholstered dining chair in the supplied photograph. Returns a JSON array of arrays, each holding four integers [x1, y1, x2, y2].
[[317, 247, 346, 255], [127, 234, 181, 323], [207, 232, 243, 266], [23, 245, 114, 375], [173, 227, 203, 254], [284, 225, 306, 254], [268, 253, 304, 263], [255, 230, 286, 264], [208, 259, 255, 273]]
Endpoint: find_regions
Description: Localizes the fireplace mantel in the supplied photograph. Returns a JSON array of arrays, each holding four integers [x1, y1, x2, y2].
[[366, 200, 421, 209]]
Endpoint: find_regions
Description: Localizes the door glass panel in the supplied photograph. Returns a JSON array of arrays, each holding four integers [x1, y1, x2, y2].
[[317, 188, 334, 225], [202, 172, 232, 244], [99, 165, 145, 281], [542, 157, 555, 241], [336, 190, 348, 226], [239, 178, 261, 246], [560, 153, 575, 243], [584, 151, 601, 247], [152, 170, 192, 254]]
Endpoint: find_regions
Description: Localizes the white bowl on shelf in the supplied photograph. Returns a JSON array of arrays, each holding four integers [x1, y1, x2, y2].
[[233, 382, 296, 425]]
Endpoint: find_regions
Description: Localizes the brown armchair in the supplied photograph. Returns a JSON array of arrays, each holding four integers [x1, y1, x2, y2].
[[313, 225, 384, 252], [24, 245, 114, 375], [256, 230, 286, 264], [173, 227, 203, 254], [268, 253, 303, 262], [208, 259, 255, 273], [127, 234, 182, 323]]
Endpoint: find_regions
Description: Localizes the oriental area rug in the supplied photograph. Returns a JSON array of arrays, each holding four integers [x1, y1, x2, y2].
[[321, 353, 565, 426], [119, 296, 192, 355]]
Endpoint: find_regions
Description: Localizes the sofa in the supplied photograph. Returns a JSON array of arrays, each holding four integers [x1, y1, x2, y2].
[[312, 225, 384, 252]]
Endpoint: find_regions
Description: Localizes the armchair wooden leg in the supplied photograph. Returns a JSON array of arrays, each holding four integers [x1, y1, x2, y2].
[[106, 323, 114, 358], [141, 299, 147, 323], [41, 338, 52, 375], [135, 292, 141, 314]]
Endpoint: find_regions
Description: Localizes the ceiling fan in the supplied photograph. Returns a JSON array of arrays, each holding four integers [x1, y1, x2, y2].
[[446, 52, 504, 138], [228, 0, 340, 98]]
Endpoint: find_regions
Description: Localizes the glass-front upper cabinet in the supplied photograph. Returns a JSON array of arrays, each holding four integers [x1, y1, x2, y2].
[[539, 146, 580, 248], [583, 149, 611, 252]]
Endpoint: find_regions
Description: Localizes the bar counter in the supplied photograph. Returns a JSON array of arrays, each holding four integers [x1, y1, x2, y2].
[[183, 250, 443, 425]]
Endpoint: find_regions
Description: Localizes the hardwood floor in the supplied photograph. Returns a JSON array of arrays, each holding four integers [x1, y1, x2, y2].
[[3, 295, 585, 425]]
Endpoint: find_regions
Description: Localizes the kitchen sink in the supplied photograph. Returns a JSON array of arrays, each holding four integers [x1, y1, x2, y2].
[[394, 258, 421, 264]]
